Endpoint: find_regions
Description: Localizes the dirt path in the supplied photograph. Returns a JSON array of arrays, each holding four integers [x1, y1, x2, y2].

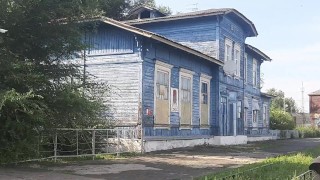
[[1, 138, 320, 180]]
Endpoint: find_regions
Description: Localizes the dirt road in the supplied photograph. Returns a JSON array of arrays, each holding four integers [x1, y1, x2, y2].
[[1, 138, 320, 180]]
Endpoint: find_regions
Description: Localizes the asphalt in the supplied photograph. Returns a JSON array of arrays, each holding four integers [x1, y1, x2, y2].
[[1, 138, 320, 180]]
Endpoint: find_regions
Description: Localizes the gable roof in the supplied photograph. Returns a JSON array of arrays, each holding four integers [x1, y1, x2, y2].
[[309, 90, 320, 96], [124, 8, 258, 37], [245, 44, 272, 61], [98, 17, 223, 66], [128, 6, 166, 18]]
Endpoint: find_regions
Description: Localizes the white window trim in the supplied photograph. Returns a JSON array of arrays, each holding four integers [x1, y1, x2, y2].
[[234, 43, 241, 77], [154, 60, 173, 129], [252, 99, 259, 127], [179, 69, 194, 129], [253, 58, 258, 87], [225, 38, 233, 62], [263, 103, 268, 127], [199, 73, 212, 129], [244, 53, 248, 83]]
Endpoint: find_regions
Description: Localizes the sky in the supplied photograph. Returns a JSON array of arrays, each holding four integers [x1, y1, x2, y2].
[[156, 0, 320, 112]]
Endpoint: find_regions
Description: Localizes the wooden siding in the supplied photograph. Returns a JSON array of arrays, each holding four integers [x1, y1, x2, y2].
[[85, 25, 134, 56], [136, 16, 218, 58], [142, 40, 220, 137], [86, 54, 142, 125]]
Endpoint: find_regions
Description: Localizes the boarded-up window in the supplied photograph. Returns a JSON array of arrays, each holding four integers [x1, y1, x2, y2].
[[154, 61, 172, 126], [200, 74, 211, 128], [180, 70, 193, 127]]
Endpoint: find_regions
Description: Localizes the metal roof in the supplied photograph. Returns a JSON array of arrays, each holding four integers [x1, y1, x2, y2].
[[245, 44, 272, 61], [309, 90, 320, 96], [98, 17, 223, 66], [124, 8, 258, 37]]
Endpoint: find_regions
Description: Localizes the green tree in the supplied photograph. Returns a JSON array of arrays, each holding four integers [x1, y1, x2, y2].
[[270, 109, 295, 130], [267, 88, 298, 113], [0, 0, 110, 162]]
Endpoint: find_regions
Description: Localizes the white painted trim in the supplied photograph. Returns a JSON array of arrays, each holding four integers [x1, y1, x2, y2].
[[234, 43, 241, 77], [252, 99, 259, 127], [200, 73, 212, 80], [224, 38, 233, 62], [253, 58, 258, 87], [199, 76, 211, 128], [263, 103, 268, 127], [180, 68, 195, 75], [179, 70, 194, 129], [154, 61, 173, 127], [244, 53, 248, 83], [155, 60, 173, 69]]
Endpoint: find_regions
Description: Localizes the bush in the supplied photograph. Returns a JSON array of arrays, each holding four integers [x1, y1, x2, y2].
[[270, 109, 295, 130], [296, 126, 320, 138]]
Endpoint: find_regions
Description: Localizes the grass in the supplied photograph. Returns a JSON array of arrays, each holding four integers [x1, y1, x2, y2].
[[198, 146, 320, 180]]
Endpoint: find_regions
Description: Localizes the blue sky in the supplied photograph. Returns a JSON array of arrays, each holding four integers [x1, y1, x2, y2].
[[156, 0, 320, 112]]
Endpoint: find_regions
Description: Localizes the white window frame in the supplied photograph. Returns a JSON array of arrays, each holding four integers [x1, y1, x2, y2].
[[263, 103, 268, 127], [225, 38, 233, 62], [252, 99, 259, 126], [234, 44, 241, 77], [179, 68, 194, 129], [244, 53, 248, 83], [154, 60, 173, 127], [253, 58, 258, 87], [199, 73, 212, 128]]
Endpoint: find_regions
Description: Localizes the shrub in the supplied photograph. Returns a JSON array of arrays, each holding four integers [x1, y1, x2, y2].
[[296, 126, 320, 138], [270, 109, 295, 130]]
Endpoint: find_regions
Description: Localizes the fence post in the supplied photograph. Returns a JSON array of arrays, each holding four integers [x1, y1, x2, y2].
[[76, 130, 79, 156], [117, 128, 120, 157], [54, 131, 57, 162], [92, 129, 95, 160]]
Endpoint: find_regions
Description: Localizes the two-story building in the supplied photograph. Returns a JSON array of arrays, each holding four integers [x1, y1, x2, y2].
[[309, 90, 320, 127], [80, 6, 272, 152]]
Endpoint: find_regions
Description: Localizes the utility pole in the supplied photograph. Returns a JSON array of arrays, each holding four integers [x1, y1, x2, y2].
[[301, 82, 306, 125]]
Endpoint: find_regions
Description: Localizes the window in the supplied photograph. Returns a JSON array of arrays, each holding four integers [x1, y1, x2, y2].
[[225, 39, 232, 62], [253, 110, 258, 123], [156, 70, 169, 100], [234, 44, 241, 77], [253, 59, 258, 87], [263, 104, 268, 126], [154, 61, 173, 126], [200, 74, 211, 127], [244, 53, 248, 82], [237, 101, 242, 119], [180, 69, 194, 127]]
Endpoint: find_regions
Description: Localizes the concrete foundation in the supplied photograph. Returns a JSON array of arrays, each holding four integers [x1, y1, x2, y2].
[[247, 136, 273, 142], [143, 136, 248, 152]]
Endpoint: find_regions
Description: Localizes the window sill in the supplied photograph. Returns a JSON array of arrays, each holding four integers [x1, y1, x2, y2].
[[200, 125, 210, 129], [179, 124, 192, 130], [153, 124, 170, 130]]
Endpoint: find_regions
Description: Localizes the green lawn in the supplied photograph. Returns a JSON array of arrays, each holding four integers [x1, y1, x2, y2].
[[198, 146, 320, 180]]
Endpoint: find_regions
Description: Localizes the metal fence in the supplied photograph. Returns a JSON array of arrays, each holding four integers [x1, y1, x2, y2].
[[36, 127, 142, 162], [293, 170, 316, 180]]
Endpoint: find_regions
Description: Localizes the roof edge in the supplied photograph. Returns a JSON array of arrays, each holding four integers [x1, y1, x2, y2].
[[245, 44, 272, 61], [97, 17, 223, 66]]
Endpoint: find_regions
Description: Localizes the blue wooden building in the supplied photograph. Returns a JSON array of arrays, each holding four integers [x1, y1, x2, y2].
[[82, 7, 272, 151]]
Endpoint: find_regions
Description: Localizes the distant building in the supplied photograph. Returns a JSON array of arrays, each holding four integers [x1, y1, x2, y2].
[[292, 113, 311, 127], [309, 90, 320, 127]]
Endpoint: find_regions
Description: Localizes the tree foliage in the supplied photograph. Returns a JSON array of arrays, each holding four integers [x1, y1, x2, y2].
[[267, 88, 298, 113], [270, 108, 295, 130], [0, 0, 110, 162]]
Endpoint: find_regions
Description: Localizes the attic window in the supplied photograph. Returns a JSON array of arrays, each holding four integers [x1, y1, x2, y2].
[[140, 11, 151, 19]]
